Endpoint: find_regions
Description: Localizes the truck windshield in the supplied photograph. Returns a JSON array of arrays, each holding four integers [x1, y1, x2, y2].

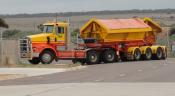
[[43, 25, 54, 33]]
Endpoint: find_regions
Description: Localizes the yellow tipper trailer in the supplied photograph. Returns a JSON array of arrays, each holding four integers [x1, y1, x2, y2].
[[80, 17, 162, 44]]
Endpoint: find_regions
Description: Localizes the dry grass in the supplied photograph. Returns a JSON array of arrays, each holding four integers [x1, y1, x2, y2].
[[5, 12, 175, 32], [16, 63, 81, 68]]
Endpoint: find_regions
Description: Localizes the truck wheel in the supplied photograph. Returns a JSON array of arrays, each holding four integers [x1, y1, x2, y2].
[[154, 47, 163, 60], [142, 48, 152, 60], [134, 48, 141, 61], [28, 57, 40, 65], [86, 50, 100, 65], [40, 51, 54, 64], [103, 49, 117, 63]]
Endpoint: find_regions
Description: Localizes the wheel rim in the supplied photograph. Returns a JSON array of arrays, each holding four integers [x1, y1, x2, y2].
[[42, 53, 52, 63], [134, 49, 141, 60], [106, 52, 115, 61], [146, 48, 152, 60], [89, 53, 97, 63]]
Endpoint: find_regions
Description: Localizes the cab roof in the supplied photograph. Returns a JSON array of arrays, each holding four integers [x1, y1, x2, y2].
[[43, 22, 68, 26]]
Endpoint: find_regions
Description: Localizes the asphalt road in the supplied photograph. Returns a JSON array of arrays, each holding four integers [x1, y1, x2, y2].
[[0, 58, 175, 86]]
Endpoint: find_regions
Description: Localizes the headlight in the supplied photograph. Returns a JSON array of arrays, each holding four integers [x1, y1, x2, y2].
[[33, 47, 37, 52]]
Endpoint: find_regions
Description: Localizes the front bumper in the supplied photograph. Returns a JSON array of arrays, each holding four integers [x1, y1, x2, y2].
[[33, 53, 40, 57], [19, 39, 33, 60]]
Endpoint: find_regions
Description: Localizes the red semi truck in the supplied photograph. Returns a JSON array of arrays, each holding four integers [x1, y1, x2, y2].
[[19, 17, 167, 65]]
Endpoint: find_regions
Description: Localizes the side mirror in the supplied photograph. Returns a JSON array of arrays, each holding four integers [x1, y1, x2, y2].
[[47, 36, 50, 44]]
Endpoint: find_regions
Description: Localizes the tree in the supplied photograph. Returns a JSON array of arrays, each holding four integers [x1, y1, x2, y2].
[[0, 18, 8, 28]]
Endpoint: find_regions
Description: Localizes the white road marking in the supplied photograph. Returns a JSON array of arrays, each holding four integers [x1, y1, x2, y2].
[[94, 79, 103, 82], [137, 69, 143, 72], [119, 73, 126, 77]]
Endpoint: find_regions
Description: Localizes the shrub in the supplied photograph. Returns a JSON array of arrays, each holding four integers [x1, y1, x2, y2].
[[37, 24, 44, 31], [0, 18, 8, 28], [169, 27, 175, 36], [2, 29, 41, 39], [71, 28, 80, 37], [3, 29, 20, 38]]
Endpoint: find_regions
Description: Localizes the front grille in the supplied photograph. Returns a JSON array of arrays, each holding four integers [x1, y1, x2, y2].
[[19, 39, 32, 59]]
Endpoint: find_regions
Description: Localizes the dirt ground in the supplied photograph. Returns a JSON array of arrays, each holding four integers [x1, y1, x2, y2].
[[0, 74, 26, 81], [0, 63, 83, 81]]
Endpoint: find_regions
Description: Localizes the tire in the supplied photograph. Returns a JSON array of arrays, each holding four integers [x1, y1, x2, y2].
[[103, 49, 117, 63], [134, 48, 141, 61], [154, 47, 163, 60], [28, 57, 40, 65], [39, 50, 54, 64], [142, 48, 152, 60], [86, 50, 100, 65]]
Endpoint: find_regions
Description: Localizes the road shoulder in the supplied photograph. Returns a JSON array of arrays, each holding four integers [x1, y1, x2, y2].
[[0, 65, 86, 81]]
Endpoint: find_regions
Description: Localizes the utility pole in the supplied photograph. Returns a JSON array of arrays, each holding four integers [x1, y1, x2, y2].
[[33, 22, 36, 33], [166, 28, 170, 51], [67, 17, 70, 50], [166, 28, 171, 58]]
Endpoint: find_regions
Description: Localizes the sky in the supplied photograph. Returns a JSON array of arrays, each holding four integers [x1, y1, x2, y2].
[[0, 0, 174, 14]]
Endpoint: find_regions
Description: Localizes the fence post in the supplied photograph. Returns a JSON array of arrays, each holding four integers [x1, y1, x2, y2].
[[0, 28, 3, 66]]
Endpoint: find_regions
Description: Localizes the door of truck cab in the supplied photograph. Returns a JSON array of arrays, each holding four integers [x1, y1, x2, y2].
[[55, 26, 66, 43]]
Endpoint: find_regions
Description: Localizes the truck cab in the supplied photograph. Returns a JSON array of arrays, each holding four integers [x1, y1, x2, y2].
[[20, 21, 69, 64], [29, 22, 68, 44]]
